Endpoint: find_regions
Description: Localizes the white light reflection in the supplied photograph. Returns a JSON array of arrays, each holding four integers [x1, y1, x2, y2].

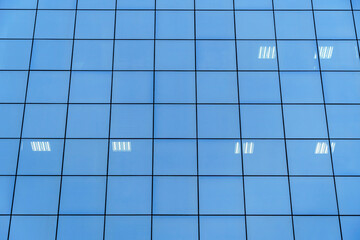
[[243, 141, 254, 154], [314, 46, 334, 59], [315, 142, 335, 154], [112, 141, 131, 152], [258, 46, 276, 59], [235, 142, 241, 154], [30, 141, 51, 152]]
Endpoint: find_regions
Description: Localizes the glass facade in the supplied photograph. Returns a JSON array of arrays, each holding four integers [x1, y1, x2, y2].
[[0, 0, 360, 239]]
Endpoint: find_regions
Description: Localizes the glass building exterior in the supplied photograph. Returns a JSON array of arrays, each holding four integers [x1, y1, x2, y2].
[[1, 0, 360, 239]]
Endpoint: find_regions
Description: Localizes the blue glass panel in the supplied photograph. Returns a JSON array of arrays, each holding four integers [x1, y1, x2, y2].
[[236, 11, 274, 39], [70, 71, 111, 103], [234, 0, 273, 9], [291, 177, 338, 214], [319, 41, 360, 70], [0, 0, 37, 9], [105, 216, 151, 240], [18, 139, 63, 175], [199, 177, 244, 214], [0, 72, 27, 103], [198, 140, 242, 175], [0, 140, 19, 175], [0, 10, 35, 38], [197, 40, 236, 70], [109, 139, 152, 175], [156, 11, 193, 39], [13, 176, 60, 214], [277, 41, 319, 70], [78, 0, 116, 9], [237, 41, 277, 70], [113, 72, 153, 103], [196, 11, 234, 39], [243, 140, 287, 175], [197, 72, 238, 103], [284, 105, 328, 138], [195, 0, 233, 9], [31, 40, 72, 70], [155, 72, 195, 103], [23, 104, 67, 138], [35, 10, 75, 38], [0, 216, 9, 240], [114, 40, 154, 70], [106, 177, 151, 214], [156, 40, 195, 70], [336, 177, 360, 215], [154, 140, 197, 175], [323, 72, 360, 103], [0, 40, 32, 70], [274, 0, 312, 9], [60, 176, 106, 214], [315, 11, 356, 39], [27, 71, 70, 103], [287, 140, 333, 175], [238, 72, 280, 103], [153, 177, 197, 214], [117, 11, 154, 39], [275, 11, 315, 39], [332, 140, 360, 175], [155, 105, 196, 138], [66, 104, 110, 138], [198, 105, 240, 138], [76, 11, 114, 39], [57, 216, 103, 240], [157, 0, 193, 9], [117, 0, 154, 9], [111, 105, 153, 138], [0, 176, 14, 214], [0, 104, 23, 138], [200, 217, 246, 240], [153, 216, 198, 240], [38, 0, 77, 9], [241, 105, 284, 138], [313, 0, 351, 9], [247, 216, 294, 240], [294, 216, 341, 240], [73, 40, 113, 70], [245, 177, 291, 214], [341, 216, 360, 240], [63, 139, 107, 175], [280, 72, 323, 103], [10, 216, 56, 240], [327, 105, 360, 138]]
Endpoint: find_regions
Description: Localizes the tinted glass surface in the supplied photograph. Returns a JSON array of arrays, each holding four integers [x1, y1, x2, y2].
[[1, 0, 360, 239]]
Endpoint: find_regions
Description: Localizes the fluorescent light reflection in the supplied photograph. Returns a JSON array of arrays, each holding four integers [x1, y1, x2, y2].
[[258, 46, 276, 59], [112, 141, 132, 152], [30, 141, 51, 152], [235, 142, 241, 154], [314, 142, 335, 154], [314, 46, 334, 59], [243, 141, 254, 154]]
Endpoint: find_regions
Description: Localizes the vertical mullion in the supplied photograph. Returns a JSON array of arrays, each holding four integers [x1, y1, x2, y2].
[[270, 2, 296, 239], [231, 3, 248, 240], [151, 0, 157, 239], [54, 0, 79, 239], [193, 1, 200, 240], [349, 0, 360, 58], [7, 1, 40, 239], [103, 1, 118, 239], [310, 0, 344, 239]]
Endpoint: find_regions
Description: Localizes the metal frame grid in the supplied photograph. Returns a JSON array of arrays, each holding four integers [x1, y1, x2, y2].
[[1, 0, 360, 239]]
